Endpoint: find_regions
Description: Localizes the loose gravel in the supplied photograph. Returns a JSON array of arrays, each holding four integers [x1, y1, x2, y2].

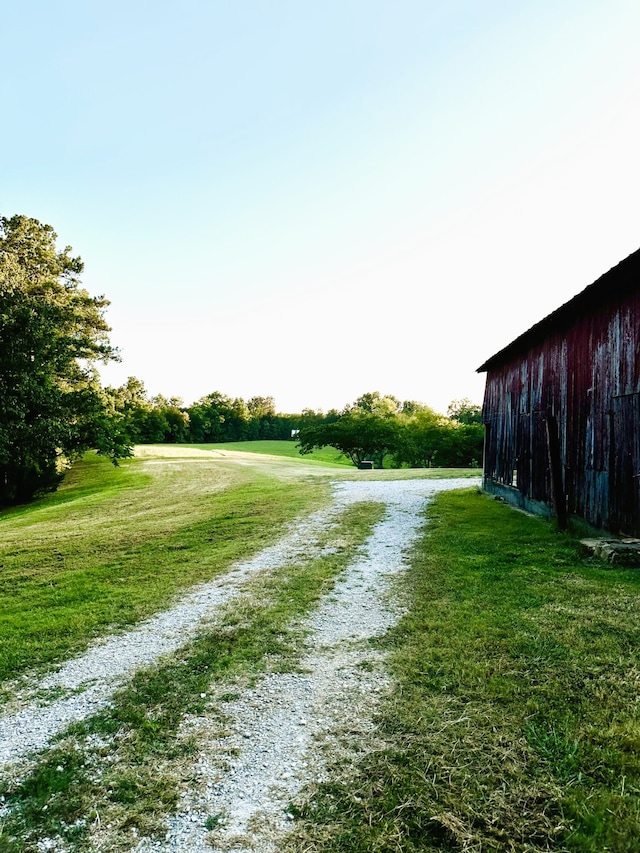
[[0, 502, 344, 771], [131, 477, 476, 853], [0, 475, 477, 853]]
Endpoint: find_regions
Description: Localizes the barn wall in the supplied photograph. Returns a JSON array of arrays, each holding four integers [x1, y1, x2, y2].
[[482, 289, 640, 533]]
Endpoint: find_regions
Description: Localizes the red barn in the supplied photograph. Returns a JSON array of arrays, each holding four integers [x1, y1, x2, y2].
[[477, 248, 640, 534]]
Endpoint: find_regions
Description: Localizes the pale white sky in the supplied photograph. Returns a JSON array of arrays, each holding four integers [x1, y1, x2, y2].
[[3, 1, 640, 413]]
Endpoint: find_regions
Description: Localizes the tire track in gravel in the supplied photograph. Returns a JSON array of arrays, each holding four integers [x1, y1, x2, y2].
[[132, 477, 477, 853], [0, 500, 346, 772]]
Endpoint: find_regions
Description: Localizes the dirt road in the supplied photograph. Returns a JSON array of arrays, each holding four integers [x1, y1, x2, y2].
[[1, 474, 478, 852]]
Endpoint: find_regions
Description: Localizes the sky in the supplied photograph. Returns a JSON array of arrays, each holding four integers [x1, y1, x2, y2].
[[3, 0, 640, 414]]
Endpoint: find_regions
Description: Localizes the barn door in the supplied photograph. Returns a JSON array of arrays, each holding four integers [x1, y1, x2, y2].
[[610, 393, 640, 535]]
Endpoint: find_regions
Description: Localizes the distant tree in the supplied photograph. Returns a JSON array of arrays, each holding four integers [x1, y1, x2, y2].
[[447, 398, 483, 425], [347, 391, 402, 417], [227, 397, 251, 440], [297, 402, 400, 468], [297, 408, 340, 430], [97, 384, 140, 459], [0, 214, 127, 504], [106, 376, 155, 444], [184, 392, 255, 442], [400, 399, 427, 416], [443, 399, 484, 466], [150, 395, 190, 443], [393, 407, 446, 468], [188, 392, 233, 443], [247, 396, 276, 419]]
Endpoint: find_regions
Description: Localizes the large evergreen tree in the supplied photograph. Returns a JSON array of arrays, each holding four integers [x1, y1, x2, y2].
[[0, 214, 127, 504]]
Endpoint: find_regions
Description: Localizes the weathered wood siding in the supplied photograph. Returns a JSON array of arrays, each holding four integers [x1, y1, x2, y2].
[[481, 281, 640, 534]]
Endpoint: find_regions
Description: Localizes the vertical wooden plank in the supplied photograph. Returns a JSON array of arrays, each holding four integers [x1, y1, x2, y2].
[[545, 414, 567, 530]]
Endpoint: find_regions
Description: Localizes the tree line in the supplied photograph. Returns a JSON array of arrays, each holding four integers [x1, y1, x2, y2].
[[296, 392, 483, 469], [0, 214, 483, 506], [102, 383, 484, 470], [106, 380, 299, 445]]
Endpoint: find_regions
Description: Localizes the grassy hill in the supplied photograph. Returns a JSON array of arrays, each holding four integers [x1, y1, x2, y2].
[[184, 439, 353, 466]]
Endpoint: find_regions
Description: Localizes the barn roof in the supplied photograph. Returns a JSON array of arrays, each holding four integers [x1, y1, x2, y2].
[[476, 246, 640, 373]]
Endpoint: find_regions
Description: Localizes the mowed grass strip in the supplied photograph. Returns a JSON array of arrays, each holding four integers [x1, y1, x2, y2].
[[186, 440, 354, 466], [0, 502, 385, 853], [0, 451, 329, 688], [185, 440, 484, 475], [293, 489, 640, 853], [185, 440, 481, 482]]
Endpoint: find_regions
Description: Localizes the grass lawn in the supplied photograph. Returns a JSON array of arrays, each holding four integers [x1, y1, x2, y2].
[[0, 442, 475, 694], [184, 439, 354, 466], [180, 440, 483, 477], [0, 449, 330, 691], [4, 451, 637, 851], [0, 501, 385, 852], [295, 489, 640, 853]]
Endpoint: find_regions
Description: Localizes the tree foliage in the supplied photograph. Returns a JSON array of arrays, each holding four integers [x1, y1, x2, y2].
[[297, 411, 398, 468], [82, 377, 483, 469], [297, 392, 484, 468], [393, 407, 448, 468], [0, 215, 483, 504], [0, 215, 127, 504], [106, 385, 300, 445], [447, 397, 483, 425]]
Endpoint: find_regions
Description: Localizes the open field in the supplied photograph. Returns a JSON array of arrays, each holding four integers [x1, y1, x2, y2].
[[1, 446, 639, 852], [175, 440, 483, 479], [0, 440, 480, 696], [184, 440, 354, 467], [0, 448, 332, 690]]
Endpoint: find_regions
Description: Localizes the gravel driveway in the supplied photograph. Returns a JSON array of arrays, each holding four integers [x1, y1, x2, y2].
[[1, 476, 477, 852]]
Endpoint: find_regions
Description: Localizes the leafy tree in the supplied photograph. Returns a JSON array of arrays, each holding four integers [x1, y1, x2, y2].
[[106, 376, 155, 444], [400, 399, 427, 416], [444, 400, 484, 466], [447, 398, 483, 425], [0, 214, 126, 504], [226, 397, 251, 440], [247, 396, 276, 419], [139, 408, 172, 443], [393, 407, 447, 468], [148, 395, 190, 443], [442, 422, 484, 467], [185, 393, 297, 443], [298, 392, 484, 470], [297, 399, 401, 468], [297, 408, 340, 430], [348, 391, 401, 417], [187, 392, 234, 443], [185, 392, 255, 443]]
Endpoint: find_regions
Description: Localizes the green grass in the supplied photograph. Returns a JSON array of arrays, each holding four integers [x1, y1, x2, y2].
[[0, 450, 329, 689], [184, 440, 354, 466], [0, 502, 385, 853], [294, 489, 640, 853], [181, 441, 482, 479], [9, 451, 635, 850], [179, 440, 484, 473]]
